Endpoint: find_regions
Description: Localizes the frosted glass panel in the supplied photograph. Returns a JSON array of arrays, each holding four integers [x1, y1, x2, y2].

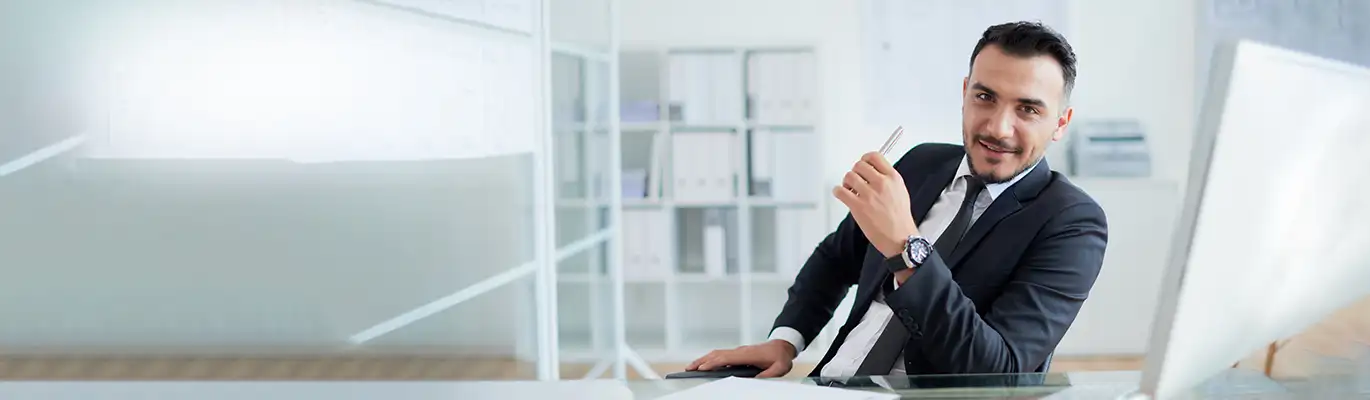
[[0, 0, 543, 378], [552, 55, 613, 248], [549, 0, 617, 377]]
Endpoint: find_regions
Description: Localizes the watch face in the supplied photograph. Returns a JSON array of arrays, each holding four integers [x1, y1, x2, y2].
[[906, 237, 931, 265]]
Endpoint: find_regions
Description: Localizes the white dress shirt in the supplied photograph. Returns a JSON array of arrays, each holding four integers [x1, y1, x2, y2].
[[769, 158, 1038, 379]]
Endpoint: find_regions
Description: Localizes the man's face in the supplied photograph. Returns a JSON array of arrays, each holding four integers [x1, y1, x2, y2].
[[961, 45, 1073, 183]]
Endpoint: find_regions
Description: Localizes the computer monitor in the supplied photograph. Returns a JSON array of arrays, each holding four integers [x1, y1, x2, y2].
[[1138, 39, 1370, 399]]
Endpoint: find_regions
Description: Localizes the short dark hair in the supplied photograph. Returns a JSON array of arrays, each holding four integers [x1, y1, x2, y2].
[[969, 21, 1077, 97]]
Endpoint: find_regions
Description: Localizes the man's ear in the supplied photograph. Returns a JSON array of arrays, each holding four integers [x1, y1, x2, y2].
[[1052, 107, 1074, 142], [962, 77, 969, 96]]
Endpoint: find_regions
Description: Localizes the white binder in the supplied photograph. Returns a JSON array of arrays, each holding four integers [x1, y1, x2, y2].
[[623, 209, 670, 281], [671, 132, 735, 202], [769, 131, 819, 202], [703, 209, 728, 278]]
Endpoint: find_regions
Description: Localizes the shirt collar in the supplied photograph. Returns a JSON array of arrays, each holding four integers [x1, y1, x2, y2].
[[955, 157, 1041, 201]]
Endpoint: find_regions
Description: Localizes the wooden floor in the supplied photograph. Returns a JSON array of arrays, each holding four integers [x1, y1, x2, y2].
[[0, 355, 1143, 381], [1232, 295, 1370, 379], [0, 349, 1342, 381]]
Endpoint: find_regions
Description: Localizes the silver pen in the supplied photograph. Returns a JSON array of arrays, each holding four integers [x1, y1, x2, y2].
[[878, 126, 905, 156], [843, 126, 906, 192]]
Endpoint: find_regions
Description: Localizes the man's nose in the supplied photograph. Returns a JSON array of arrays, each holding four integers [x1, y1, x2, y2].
[[984, 107, 1015, 139]]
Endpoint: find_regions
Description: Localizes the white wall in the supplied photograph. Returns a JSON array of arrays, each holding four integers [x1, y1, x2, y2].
[[621, 0, 1198, 357], [1068, 0, 1197, 185], [623, 0, 1197, 183]]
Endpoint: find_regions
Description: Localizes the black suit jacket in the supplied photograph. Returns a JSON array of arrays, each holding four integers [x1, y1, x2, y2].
[[773, 143, 1108, 376]]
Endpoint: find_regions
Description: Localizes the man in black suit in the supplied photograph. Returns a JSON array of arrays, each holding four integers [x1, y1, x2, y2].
[[687, 21, 1107, 378]]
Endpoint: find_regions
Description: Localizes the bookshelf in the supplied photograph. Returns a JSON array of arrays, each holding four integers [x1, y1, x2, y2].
[[556, 46, 836, 369]]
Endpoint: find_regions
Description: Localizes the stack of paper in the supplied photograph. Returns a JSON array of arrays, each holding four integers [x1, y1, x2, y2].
[[656, 377, 898, 400]]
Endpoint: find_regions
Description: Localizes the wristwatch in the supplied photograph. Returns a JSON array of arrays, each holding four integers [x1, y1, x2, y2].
[[890, 235, 933, 273]]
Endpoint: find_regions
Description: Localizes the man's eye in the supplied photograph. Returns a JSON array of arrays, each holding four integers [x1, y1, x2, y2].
[[1020, 106, 1040, 115], [975, 93, 992, 101]]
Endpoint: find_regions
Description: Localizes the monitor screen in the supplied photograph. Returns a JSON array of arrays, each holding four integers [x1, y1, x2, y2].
[[1140, 39, 1370, 399]]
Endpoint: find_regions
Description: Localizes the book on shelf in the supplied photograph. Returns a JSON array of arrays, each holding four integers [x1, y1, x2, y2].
[[621, 168, 648, 199], [620, 101, 660, 122], [621, 131, 668, 201], [643, 131, 667, 199]]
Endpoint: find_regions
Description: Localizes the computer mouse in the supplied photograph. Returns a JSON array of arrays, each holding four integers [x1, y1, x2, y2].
[[663, 365, 764, 379]]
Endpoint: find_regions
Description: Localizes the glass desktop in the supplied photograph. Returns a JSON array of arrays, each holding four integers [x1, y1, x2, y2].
[[0, 368, 1361, 399], [625, 369, 1295, 399]]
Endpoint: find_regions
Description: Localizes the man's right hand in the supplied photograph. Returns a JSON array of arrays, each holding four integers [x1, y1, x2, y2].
[[685, 339, 798, 378]]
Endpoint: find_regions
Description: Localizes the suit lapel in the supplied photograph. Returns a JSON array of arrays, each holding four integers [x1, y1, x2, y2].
[[945, 158, 1053, 268], [910, 156, 961, 224], [945, 192, 1021, 268]]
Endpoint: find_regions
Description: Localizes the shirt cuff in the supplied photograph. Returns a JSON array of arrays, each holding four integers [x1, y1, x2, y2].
[[768, 327, 807, 354]]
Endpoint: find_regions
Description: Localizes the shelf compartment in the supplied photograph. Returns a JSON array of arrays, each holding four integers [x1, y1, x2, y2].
[[674, 207, 740, 277]]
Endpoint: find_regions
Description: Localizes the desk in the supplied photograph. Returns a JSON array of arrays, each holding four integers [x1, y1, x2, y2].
[[0, 369, 1360, 399]]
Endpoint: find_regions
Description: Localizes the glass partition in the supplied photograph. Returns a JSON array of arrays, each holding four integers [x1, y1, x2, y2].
[[0, 0, 548, 380], [549, 0, 627, 379]]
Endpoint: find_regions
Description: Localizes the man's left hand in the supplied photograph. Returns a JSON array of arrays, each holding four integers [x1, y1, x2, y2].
[[833, 151, 919, 259]]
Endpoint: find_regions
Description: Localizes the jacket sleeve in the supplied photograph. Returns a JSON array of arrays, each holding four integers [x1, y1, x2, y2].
[[770, 143, 940, 347], [770, 212, 868, 346], [884, 201, 1108, 373]]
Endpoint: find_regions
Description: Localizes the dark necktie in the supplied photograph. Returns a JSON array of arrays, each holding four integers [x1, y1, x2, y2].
[[853, 175, 986, 377], [934, 176, 986, 257]]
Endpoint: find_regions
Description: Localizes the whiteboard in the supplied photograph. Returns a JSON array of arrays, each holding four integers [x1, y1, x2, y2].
[[1197, 0, 1370, 103], [860, 0, 1072, 146]]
